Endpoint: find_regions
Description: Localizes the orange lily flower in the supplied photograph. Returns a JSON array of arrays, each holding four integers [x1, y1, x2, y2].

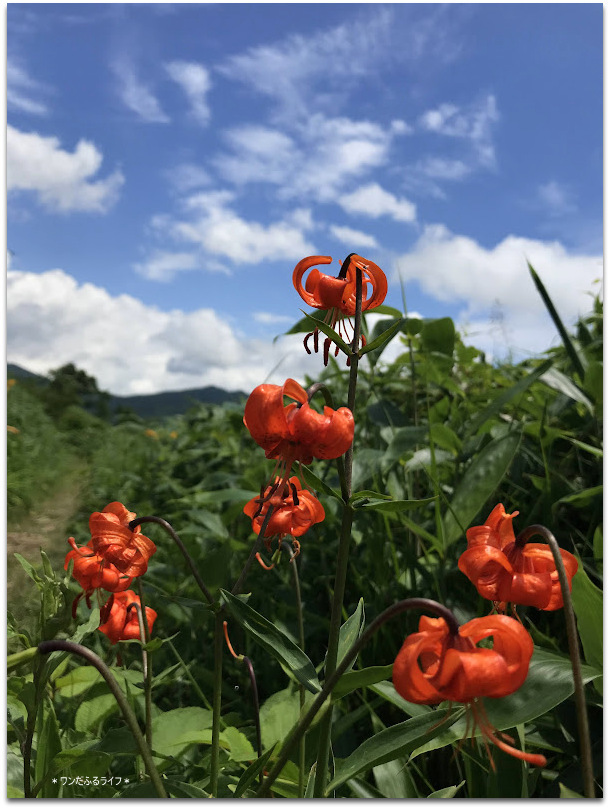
[[89, 502, 157, 578], [458, 504, 578, 611], [393, 613, 546, 767], [244, 476, 325, 556], [98, 590, 157, 645], [64, 537, 134, 617], [293, 254, 387, 365], [244, 378, 354, 482]]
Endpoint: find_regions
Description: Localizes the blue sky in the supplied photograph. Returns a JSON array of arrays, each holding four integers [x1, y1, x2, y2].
[[7, 3, 602, 395]]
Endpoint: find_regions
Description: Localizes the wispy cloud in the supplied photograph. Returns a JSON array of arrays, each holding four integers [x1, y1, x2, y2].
[[418, 94, 499, 169], [112, 56, 169, 123], [535, 180, 577, 217], [133, 250, 201, 282], [7, 58, 51, 116], [215, 115, 409, 204], [218, 8, 395, 121], [147, 190, 317, 267], [165, 60, 212, 126], [7, 125, 124, 213]]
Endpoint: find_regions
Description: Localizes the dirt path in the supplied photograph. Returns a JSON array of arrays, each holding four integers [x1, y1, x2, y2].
[[7, 466, 87, 625]]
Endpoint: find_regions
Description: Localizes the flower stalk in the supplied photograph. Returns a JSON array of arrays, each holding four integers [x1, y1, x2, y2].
[[516, 524, 595, 798], [313, 262, 363, 797], [37, 640, 167, 799]]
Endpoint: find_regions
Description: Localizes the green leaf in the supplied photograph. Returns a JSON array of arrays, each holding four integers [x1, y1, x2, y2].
[[325, 708, 463, 793], [164, 780, 211, 798], [34, 748, 112, 795], [427, 782, 465, 798], [350, 489, 393, 504], [571, 565, 603, 693], [553, 485, 603, 510], [282, 308, 330, 337], [430, 422, 462, 455], [300, 465, 343, 502], [220, 589, 321, 694], [420, 317, 455, 356], [234, 748, 275, 798], [467, 359, 553, 436], [559, 783, 585, 798], [260, 687, 304, 749], [336, 598, 365, 673], [150, 707, 213, 758], [528, 262, 585, 381], [300, 310, 352, 356], [358, 496, 437, 513], [360, 317, 405, 358], [540, 368, 594, 414], [35, 700, 62, 797], [567, 438, 603, 458], [74, 693, 119, 733], [333, 665, 394, 699], [443, 429, 522, 549]]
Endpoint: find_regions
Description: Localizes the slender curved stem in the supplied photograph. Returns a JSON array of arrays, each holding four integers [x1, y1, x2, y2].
[[130, 515, 214, 606], [257, 598, 459, 797], [516, 525, 595, 798], [37, 640, 166, 799], [210, 610, 224, 797], [313, 264, 362, 797]]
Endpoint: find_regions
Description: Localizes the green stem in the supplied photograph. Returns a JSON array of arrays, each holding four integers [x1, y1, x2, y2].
[[257, 598, 458, 798], [282, 540, 306, 798], [313, 264, 362, 797], [210, 610, 224, 797], [22, 657, 43, 797], [516, 525, 595, 798], [37, 640, 166, 799], [130, 516, 214, 606], [167, 639, 213, 711], [135, 582, 153, 751]]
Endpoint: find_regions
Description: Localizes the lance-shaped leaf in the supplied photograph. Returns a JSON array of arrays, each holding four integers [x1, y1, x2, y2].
[[325, 708, 464, 793], [220, 589, 321, 694], [443, 429, 522, 549], [336, 598, 365, 673], [299, 310, 352, 356]]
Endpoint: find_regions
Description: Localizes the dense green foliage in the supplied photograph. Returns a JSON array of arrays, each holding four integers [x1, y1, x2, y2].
[[7, 285, 602, 799]]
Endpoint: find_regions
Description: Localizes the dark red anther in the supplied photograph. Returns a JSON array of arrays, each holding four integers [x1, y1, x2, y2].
[[290, 481, 300, 506]]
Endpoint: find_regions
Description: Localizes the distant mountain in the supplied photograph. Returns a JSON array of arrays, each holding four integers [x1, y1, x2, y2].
[[7, 363, 246, 419], [111, 386, 246, 419]]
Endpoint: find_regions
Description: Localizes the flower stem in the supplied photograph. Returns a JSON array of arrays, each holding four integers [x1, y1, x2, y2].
[[135, 582, 153, 750], [516, 525, 595, 798], [37, 640, 167, 798], [130, 515, 214, 606], [282, 540, 307, 797], [210, 609, 224, 797], [313, 264, 362, 797], [257, 598, 458, 797]]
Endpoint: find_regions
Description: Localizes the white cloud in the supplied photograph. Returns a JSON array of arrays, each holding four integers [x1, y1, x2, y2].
[[133, 250, 201, 282], [415, 157, 471, 181], [418, 95, 499, 169], [394, 224, 602, 356], [536, 181, 576, 217], [166, 162, 211, 193], [215, 114, 407, 203], [165, 60, 211, 125], [112, 57, 169, 123], [7, 58, 50, 116], [7, 125, 124, 213], [7, 268, 325, 395], [157, 191, 317, 265], [329, 225, 379, 250], [253, 312, 295, 326], [218, 9, 394, 120], [338, 183, 417, 223]]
